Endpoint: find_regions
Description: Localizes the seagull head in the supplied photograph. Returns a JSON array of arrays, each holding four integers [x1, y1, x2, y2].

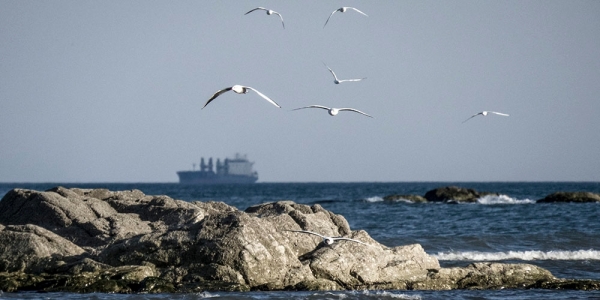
[[324, 237, 335, 245], [231, 85, 248, 94], [328, 108, 339, 116]]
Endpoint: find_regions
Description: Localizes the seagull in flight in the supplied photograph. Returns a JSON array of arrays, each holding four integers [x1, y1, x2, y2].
[[203, 85, 281, 109], [293, 105, 373, 118], [285, 230, 368, 246], [324, 7, 368, 28], [324, 62, 366, 84], [245, 7, 285, 29], [462, 111, 509, 123]]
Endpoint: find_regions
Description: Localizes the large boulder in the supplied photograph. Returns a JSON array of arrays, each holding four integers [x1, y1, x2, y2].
[[423, 186, 496, 203], [537, 192, 600, 203], [0, 187, 597, 293]]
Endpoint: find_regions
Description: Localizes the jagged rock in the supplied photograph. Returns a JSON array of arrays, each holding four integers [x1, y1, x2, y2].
[[413, 262, 555, 290], [0, 187, 598, 293], [383, 194, 427, 203], [423, 186, 497, 203], [0, 224, 85, 273], [537, 192, 600, 203]]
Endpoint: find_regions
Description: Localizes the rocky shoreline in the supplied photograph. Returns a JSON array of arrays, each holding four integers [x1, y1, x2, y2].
[[0, 187, 598, 293], [384, 186, 600, 203]]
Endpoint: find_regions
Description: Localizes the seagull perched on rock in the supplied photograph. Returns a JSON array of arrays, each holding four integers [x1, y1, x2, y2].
[[285, 230, 367, 246], [293, 105, 373, 118], [324, 7, 368, 28], [462, 111, 509, 123], [245, 7, 285, 29], [202, 85, 281, 109], [323, 62, 366, 84]]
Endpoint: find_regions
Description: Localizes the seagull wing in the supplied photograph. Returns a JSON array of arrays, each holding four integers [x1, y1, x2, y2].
[[202, 87, 233, 109], [245, 86, 281, 108], [245, 7, 267, 15], [323, 63, 339, 81], [285, 230, 327, 239], [489, 111, 509, 117], [292, 105, 331, 111], [339, 108, 373, 118], [332, 237, 368, 245], [462, 112, 482, 123], [323, 9, 338, 28], [272, 12, 285, 29], [338, 77, 366, 83], [349, 7, 368, 17]]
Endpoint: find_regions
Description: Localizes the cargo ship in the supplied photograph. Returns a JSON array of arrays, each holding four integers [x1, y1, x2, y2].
[[177, 153, 258, 184]]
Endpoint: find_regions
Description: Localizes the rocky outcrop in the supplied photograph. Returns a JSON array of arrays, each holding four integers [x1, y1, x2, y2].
[[423, 186, 497, 203], [0, 187, 596, 293], [537, 192, 600, 203], [383, 194, 427, 203]]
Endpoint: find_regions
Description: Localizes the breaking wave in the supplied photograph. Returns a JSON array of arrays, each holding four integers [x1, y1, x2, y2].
[[433, 249, 600, 261], [364, 196, 384, 202], [476, 194, 536, 205]]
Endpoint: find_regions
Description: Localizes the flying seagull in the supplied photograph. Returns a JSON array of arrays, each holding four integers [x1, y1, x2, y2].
[[202, 85, 281, 109], [462, 111, 509, 123], [285, 230, 368, 246], [245, 7, 285, 29], [324, 7, 368, 28], [293, 105, 373, 118], [323, 62, 366, 84]]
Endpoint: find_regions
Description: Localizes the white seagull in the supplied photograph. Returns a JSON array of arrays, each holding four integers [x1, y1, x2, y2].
[[324, 63, 366, 84], [285, 230, 368, 246], [462, 111, 510, 123], [202, 85, 281, 109], [293, 105, 373, 118], [324, 7, 368, 28], [245, 7, 285, 29]]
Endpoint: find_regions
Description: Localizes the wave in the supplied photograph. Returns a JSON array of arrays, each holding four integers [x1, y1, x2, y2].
[[364, 196, 384, 202], [433, 249, 600, 261], [476, 194, 536, 205]]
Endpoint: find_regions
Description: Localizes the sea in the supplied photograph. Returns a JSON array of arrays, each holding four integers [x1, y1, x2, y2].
[[0, 182, 599, 300]]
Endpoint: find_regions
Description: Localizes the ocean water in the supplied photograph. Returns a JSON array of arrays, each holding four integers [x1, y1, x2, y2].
[[1, 182, 600, 300]]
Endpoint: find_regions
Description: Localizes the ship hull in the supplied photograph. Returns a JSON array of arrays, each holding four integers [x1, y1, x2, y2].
[[177, 171, 258, 185]]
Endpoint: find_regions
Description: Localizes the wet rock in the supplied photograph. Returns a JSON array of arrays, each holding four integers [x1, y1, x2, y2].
[[383, 194, 427, 203], [423, 186, 497, 203], [537, 192, 600, 203], [0, 187, 598, 293]]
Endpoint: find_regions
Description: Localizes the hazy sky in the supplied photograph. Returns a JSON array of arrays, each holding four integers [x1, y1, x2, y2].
[[1, 1, 599, 182]]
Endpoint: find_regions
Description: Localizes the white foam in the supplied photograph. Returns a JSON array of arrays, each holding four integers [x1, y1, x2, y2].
[[365, 196, 384, 202], [434, 249, 600, 261], [196, 291, 219, 298], [358, 290, 422, 299], [477, 194, 536, 205]]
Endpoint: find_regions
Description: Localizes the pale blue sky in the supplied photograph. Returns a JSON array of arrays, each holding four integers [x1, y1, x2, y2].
[[1, 1, 599, 182]]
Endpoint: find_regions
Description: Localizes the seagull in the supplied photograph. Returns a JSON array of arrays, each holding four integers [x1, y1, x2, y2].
[[202, 85, 281, 109], [245, 7, 285, 29], [285, 230, 368, 246], [324, 7, 368, 28], [323, 63, 366, 84], [293, 105, 373, 118], [462, 111, 510, 123]]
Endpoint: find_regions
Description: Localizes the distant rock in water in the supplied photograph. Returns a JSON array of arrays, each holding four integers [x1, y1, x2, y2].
[[0, 187, 597, 293], [537, 191, 600, 203], [423, 186, 497, 203], [383, 194, 427, 203]]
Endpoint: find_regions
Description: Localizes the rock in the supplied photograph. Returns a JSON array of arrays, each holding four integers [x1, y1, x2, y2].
[[0, 224, 85, 273], [423, 186, 497, 203], [413, 262, 555, 290], [0, 187, 598, 292], [383, 194, 427, 203], [537, 192, 600, 203]]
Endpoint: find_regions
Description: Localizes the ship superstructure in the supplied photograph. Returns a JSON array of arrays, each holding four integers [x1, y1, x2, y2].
[[177, 153, 258, 184]]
